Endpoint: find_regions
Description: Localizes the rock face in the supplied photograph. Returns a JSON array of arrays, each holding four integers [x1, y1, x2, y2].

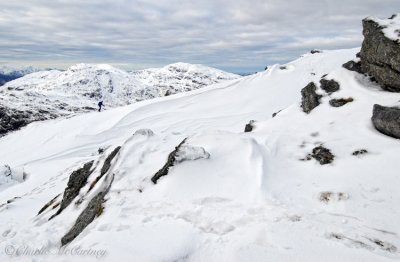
[[359, 16, 400, 92], [301, 82, 321, 113], [371, 104, 400, 138], [320, 79, 340, 93], [50, 161, 94, 219], [342, 60, 363, 74], [61, 174, 114, 246]]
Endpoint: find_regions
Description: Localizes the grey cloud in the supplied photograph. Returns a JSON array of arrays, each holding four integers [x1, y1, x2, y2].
[[0, 0, 399, 72]]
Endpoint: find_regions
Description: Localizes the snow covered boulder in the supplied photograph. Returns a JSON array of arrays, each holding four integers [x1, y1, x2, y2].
[[301, 82, 321, 113], [372, 104, 400, 139], [0, 165, 26, 191], [360, 14, 400, 92], [342, 60, 363, 74], [151, 139, 210, 184]]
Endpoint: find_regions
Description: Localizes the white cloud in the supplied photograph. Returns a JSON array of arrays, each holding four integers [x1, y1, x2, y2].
[[0, 0, 399, 72]]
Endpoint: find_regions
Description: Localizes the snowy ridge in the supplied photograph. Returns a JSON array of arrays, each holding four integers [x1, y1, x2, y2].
[[0, 65, 39, 86], [0, 63, 238, 136], [0, 48, 400, 261], [131, 62, 239, 95]]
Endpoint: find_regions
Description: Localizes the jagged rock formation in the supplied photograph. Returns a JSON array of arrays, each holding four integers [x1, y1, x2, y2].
[[151, 139, 187, 184], [301, 82, 321, 113], [89, 146, 121, 191], [320, 78, 340, 93], [372, 104, 400, 139], [329, 97, 354, 107], [50, 161, 94, 219], [61, 174, 114, 246], [151, 139, 210, 184], [359, 15, 400, 92], [342, 60, 363, 74]]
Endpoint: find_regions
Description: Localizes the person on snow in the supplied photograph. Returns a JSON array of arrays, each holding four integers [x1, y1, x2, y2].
[[98, 101, 104, 112]]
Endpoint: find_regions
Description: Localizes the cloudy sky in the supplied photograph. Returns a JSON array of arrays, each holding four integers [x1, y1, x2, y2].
[[0, 0, 399, 72]]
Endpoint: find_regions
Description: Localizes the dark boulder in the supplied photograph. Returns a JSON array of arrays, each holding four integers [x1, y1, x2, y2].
[[320, 79, 340, 93], [342, 60, 364, 74], [244, 120, 255, 132], [312, 146, 334, 165], [301, 82, 321, 113], [329, 97, 354, 107], [371, 104, 400, 138], [359, 16, 400, 92]]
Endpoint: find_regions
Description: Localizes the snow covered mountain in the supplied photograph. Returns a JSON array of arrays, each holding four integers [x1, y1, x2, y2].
[[1, 45, 399, 261], [0, 63, 239, 136], [0, 65, 39, 86], [131, 62, 239, 95]]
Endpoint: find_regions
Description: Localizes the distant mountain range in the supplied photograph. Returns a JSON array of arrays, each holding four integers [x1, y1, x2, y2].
[[0, 62, 240, 136]]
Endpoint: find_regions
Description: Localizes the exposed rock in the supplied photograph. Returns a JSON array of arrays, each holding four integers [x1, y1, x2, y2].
[[264, 66, 268, 71], [151, 138, 187, 184], [301, 82, 321, 113], [88, 146, 121, 192], [312, 146, 334, 165], [359, 17, 400, 92], [50, 161, 94, 220], [310, 49, 322, 54], [61, 174, 114, 246], [352, 149, 368, 156], [320, 78, 340, 93], [319, 191, 349, 203], [37, 194, 60, 215], [329, 97, 354, 107], [272, 110, 282, 118], [279, 66, 287, 70], [244, 120, 256, 132], [342, 60, 364, 74], [371, 104, 400, 138]]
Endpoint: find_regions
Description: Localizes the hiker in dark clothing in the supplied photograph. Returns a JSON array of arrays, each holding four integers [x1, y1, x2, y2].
[[98, 101, 104, 112]]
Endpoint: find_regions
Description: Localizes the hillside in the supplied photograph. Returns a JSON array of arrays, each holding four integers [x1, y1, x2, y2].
[[1, 45, 399, 261], [0, 63, 239, 136]]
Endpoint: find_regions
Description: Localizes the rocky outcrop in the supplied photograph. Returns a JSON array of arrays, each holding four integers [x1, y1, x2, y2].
[[301, 82, 321, 113], [311, 146, 334, 165], [151, 139, 187, 184], [320, 79, 340, 93], [371, 104, 400, 138], [244, 120, 255, 132], [88, 146, 121, 191], [342, 60, 363, 74], [61, 174, 114, 246], [329, 97, 354, 107], [359, 16, 400, 92], [50, 161, 94, 220]]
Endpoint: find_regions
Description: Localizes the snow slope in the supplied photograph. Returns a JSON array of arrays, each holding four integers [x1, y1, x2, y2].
[[131, 62, 239, 95], [0, 48, 399, 261]]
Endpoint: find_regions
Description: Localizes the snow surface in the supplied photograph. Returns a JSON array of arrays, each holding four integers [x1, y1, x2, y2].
[[0, 48, 400, 261], [367, 14, 400, 42]]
